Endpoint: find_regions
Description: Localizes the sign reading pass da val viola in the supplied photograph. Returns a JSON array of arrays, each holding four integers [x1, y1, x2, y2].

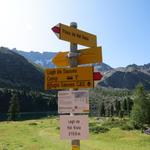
[[52, 23, 97, 47]]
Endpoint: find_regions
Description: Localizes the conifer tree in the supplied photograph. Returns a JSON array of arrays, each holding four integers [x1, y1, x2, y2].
[[122, 98, 127, 114], [110, 104, 114, 117], [126, 96, 133, 116], [8, 93, 20, 121], [131, 84, 150, 128], [100, 102, 105, 117], [115, 99, 121, 116]]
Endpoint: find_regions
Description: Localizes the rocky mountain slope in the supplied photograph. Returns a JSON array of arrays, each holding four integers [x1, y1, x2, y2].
[[0, 47, 44, 90], [12, 48, 56, 68], [98, 63, 150, 90]]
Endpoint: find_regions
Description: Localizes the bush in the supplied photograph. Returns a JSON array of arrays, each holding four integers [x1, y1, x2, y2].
[[28, 122, 38, 126], [56, 126, 60, 130], [101, 118, 126, 128], [90, 125, 109, 134], [89, 122, 98, 127], [121, 123, 134, 131]]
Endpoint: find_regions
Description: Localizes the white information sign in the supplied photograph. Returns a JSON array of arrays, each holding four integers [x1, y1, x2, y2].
[[60, 115, 89, 140], [58, 90, 89, 113]]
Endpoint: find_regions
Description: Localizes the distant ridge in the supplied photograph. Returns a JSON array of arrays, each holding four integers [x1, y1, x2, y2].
[[11, 48, 150, 90], [12, 48, 56, 68], [98, 63, 150, 90]]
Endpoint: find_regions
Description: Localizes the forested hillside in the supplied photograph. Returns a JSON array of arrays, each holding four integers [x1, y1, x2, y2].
[[0, 47, 44, 90]]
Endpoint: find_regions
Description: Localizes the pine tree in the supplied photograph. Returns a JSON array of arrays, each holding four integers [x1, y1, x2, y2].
[[126, 96, 133, 116], [147, 94, 150, 124], [8, 93, 20, 121], [100, 102, 105, 117], [115, 99, 121, 116], [122, 98, 127, 114], [110, 104, 114, 117], [131, 84, 150, 128]]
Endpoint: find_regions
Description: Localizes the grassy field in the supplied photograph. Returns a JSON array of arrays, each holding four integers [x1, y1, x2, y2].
[[0, 117, 150, 150]]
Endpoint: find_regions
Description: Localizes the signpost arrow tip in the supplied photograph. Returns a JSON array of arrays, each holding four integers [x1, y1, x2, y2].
[[51, 24, 60, 38], [93, 72, 103, 81], [51, 26, 60, 33]]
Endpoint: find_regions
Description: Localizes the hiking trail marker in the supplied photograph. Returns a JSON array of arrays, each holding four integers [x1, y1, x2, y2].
[[52, 23, 97, 47], [52, 46, 102, 67], [45, 22, 103, 150], [45, 66, 94, 90]]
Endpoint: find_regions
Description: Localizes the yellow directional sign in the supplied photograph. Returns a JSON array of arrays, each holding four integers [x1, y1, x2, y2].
[[52, 23, 97, 47], [52, 47, 102, 67], [45, 66, 94, 90]]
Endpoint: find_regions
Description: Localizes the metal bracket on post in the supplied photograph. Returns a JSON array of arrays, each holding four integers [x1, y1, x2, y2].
[[67, 52, 80, 67]]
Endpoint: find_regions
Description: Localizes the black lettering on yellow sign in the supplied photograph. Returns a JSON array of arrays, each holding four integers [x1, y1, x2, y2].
[[63, 68, 77, 74], [77, 34, 81, 38], [72, 32, 76, 37], [47, 82, 60, 88], [67, 76, 73, 80], [45, 66, 94, 90], [59, 23, 97, 47], [62, 26, 90, 41], [61, 82, 75, 87], [66, 75, 78, 80], [82, 35, 89, 41], [47, 70, 56, 75], [87, 82, 91, 86], [76, 81, 85, 86], [47, 77, 58, 81], [57, 69, 62, 74], [62, 29, 71, 35]]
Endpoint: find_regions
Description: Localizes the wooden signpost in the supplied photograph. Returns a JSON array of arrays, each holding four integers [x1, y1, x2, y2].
[[45, 22, 103, 150]]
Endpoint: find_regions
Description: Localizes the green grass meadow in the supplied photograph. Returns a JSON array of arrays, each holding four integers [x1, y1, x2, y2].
[[0, 117, 150, 150]]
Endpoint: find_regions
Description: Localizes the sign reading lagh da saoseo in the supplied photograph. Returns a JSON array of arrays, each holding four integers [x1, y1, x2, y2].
[[45, 66, 94, 90]]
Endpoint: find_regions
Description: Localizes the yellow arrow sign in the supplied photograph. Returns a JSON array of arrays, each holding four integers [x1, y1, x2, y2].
[[45, 66, 94, 90], [52, 47, 102, 67], [52, 23, 97, 47]]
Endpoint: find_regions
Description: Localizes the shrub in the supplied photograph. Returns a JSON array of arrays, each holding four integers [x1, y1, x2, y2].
[[102, 118, 126, 128], [90, 125, 109, 134], [56, 126, 60, 130], [121, 123, 134, 131], [28, 122, 38, 126]]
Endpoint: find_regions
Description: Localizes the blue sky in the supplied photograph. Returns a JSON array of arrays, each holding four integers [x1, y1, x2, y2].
[[0, 0, 149, 67]]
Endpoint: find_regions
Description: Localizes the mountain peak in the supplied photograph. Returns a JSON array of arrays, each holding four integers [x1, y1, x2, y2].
[[94, 63, 113, 72]]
